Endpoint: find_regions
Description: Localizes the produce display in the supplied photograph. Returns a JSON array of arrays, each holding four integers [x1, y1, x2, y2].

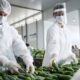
[[0, 49, 80, 80]]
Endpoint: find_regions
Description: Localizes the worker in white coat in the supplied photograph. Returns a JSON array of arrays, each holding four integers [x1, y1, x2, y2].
[[42, 3, 78, 67], [0, 0, 35, 73]]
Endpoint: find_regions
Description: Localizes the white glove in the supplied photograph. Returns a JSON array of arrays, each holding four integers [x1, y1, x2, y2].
[[7, 61, 22, 73], [19, 48, 35, 73], [0, 56, 10, 67], [71, 54, 78, 64], [0, 56, 22, 73], [26, 62, 35, 74], [49, 54, 57, 67], [21, 55, 35, 73]]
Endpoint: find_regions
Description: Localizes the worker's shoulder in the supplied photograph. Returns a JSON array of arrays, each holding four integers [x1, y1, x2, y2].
[[9, 26, 18, 35], [9, 26, 17, 32], [48, 24, 59, 31]]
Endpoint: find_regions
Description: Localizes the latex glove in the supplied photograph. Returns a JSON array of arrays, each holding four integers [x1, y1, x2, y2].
[[7, 61, 22, 73], [71, 54, 78, 64], [26, 63, 35, 74], [0, 56, 22, 73], [20, 49, 35, 73], [49, 54, 57, 67], [49, 58, 55, 67]]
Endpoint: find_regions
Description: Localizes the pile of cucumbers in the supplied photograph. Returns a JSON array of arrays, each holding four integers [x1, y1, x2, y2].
[[0, 49, 80, 80]]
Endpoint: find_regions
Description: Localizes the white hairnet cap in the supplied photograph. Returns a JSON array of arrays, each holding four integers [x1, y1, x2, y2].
[[53, 3, 67, 24], [0, 0, 11, 16]]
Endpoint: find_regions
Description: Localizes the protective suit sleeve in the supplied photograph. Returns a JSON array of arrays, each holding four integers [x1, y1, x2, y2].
[[11, 27, 33, 65], [43, 26, 60, 67], [46, 26, 60, 63], [0, 55, 22, 72], [0, 55, 10, 67]]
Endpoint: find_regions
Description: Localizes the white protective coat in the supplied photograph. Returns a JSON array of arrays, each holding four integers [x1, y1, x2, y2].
[[42, 23, 77, 66], [0, 0, 34, 73], [0, 19, 33, 69]]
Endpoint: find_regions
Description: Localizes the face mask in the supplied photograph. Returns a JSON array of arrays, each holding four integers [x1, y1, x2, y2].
[[55, 16, 65, 23]]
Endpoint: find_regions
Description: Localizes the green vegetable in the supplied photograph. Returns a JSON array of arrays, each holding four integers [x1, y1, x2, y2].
[[25, 77, 31, 80], [0, 49, 79, 80], [57, 74, 72, 80]]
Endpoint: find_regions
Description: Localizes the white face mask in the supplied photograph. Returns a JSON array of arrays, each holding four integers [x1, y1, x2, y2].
[[55, 16, 65, 24]]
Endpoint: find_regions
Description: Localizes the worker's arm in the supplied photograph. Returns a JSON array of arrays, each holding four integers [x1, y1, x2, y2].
[[43, 26, 60, 67], [0, 55, 21, 73], [11, 27, 35, 73], [47, 27, 60, 65]]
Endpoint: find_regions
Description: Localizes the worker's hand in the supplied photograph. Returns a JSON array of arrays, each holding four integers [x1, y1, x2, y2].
[[72, 55, 78, 64], [26, 63, 35, 74], [49, 54, 57, 67], [7, 61, 22, 73], [20, 49, 35, 73], [68, 54, 78, 64], [49, 58, 54, 67]]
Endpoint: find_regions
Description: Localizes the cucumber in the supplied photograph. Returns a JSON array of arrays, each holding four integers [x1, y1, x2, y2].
[[63, 71, 73, 76], [0, 76, 3, 80], [25, 77, 31, 80], [7, 75, 17, 80], [18, 74, 26, 79], [62, 66, 74, 71], [57, 74, 71, 80], [35, 76, 45, 80]]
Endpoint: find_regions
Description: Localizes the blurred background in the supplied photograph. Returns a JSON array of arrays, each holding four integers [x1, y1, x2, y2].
[[7, 0, 80, 51]]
